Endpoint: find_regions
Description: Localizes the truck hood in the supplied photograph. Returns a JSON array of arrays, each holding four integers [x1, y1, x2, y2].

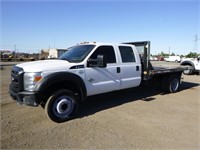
[[17, 60, 74, 72]]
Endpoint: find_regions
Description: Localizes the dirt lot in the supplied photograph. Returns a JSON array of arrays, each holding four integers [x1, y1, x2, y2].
[[0, 62, 200, 149]]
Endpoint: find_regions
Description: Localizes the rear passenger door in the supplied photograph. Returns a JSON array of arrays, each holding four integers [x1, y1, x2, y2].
[[85, 46, 121, 96], [118, 46, 141, 89]]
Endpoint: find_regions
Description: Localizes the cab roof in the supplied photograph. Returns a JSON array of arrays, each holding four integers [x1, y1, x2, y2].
[[78, 42, 135, 47]]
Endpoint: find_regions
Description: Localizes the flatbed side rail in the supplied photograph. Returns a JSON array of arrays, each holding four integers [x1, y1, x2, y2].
[[149, 66, 193, 76]]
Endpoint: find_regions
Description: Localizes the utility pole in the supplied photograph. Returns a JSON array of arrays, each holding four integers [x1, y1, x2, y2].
[[14, 44, 16, 58], [169, 46, 170, 56], [193, 34, 198, 54], [53, 38, 55, 49]]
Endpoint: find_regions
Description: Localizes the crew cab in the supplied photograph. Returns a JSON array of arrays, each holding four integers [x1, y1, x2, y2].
[[10, 41, 192, 122]]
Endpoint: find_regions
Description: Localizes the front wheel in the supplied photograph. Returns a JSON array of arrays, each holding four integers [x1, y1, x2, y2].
[[45, 89, 78, 123]]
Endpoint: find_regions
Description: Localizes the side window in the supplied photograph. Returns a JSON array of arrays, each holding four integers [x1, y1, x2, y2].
[[119, 46, 136, 63], [90, 46, 116, 63]]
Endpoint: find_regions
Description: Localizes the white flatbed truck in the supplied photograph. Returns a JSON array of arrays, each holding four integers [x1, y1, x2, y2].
[[9, 41, 193, 122]]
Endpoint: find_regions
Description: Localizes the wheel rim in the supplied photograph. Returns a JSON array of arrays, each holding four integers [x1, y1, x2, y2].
[[53, 96, 74, 118], [183, 69, 191, 74], [170, 78, 179, 92]]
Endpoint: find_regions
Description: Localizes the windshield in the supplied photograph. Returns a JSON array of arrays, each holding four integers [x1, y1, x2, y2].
[[59, 45, 95, 62]]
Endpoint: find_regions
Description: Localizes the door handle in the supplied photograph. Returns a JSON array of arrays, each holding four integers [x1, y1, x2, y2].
[[136, 66, 139, 71], [117, 67, 120, 73]]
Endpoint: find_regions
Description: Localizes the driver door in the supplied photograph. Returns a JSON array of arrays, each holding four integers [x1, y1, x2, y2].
[[85, 45, 121, 96]]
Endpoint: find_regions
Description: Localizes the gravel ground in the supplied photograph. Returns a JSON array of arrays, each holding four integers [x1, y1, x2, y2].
[[0, 62, 200, 149]]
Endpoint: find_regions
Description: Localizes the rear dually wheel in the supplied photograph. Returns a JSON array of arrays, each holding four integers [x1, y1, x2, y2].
[[167, 75, 180, 93]]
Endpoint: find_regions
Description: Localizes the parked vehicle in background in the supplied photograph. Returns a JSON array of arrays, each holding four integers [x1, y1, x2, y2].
[[157, 56, 164, 61], [165, 56, 181, 62], [180, 57, 200, 75], [150, 56, 158, 61]]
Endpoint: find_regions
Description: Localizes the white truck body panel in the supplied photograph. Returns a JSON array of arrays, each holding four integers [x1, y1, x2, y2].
[[119, 64, 141, 89], [17, 60, 73, 72], [117, 45, 141, 89], [85, 65, 121, 95]]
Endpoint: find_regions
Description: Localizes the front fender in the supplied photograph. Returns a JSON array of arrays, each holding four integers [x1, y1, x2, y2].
[[180, 61, 194, 67], [34, 72, 87, 101]]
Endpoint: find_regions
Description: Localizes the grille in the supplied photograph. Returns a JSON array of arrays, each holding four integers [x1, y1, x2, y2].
[[11, 66, 24, 92]]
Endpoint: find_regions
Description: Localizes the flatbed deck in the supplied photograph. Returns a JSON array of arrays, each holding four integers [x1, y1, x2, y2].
[[150, 61, 194, 76], [124, 41, 194, 80], [149, 65, 193, 76]]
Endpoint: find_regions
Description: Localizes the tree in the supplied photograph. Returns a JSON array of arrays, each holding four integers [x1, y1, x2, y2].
[[158, 51, 169, 57], [170, 52, 175, 56], [186, 52, 198, 58]]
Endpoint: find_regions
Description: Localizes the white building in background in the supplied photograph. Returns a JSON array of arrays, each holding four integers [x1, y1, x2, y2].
[[48, 49, 68, 58], [40, 48, 68, 59]]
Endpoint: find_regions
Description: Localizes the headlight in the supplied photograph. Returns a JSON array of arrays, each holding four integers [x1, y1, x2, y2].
[[24, 72, 42, 91]]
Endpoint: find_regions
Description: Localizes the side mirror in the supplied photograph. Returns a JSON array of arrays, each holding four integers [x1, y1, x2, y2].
[[97, 55, 107, 68], [87, 55, 107, 68]]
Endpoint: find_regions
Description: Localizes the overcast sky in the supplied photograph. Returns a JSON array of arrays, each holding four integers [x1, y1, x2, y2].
[[1, 0, 199, 55]]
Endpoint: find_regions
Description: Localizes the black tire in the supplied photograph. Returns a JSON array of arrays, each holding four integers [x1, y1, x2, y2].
[[183, 69, 193, 75], [45, 89, 78, 123], [167, 75, 180, 93]]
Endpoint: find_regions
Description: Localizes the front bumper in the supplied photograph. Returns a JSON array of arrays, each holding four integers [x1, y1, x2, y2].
[[10, 85, 40, 106]]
